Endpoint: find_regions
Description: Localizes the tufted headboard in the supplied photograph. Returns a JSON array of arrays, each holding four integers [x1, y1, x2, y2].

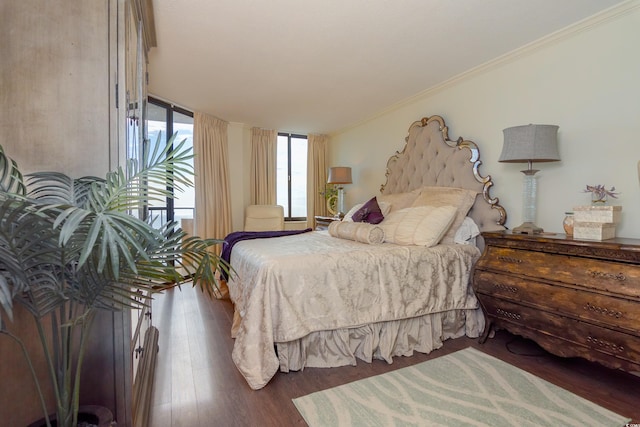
[[380, 115, 506, 234]]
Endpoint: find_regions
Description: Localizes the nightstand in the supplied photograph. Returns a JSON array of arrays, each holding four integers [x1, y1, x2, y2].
[[472, 231, 640, 374], [314, 215, 341, 230]]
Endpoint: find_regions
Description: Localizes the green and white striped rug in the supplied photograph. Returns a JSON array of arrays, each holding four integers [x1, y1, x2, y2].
[[293, 347, 630, 427]]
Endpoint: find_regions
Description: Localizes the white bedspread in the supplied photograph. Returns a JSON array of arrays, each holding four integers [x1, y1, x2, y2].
[[227, 230, 481, 390]]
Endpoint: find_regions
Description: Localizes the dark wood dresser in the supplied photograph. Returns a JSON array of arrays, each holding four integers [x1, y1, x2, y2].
[[472, 231, 640, 373]]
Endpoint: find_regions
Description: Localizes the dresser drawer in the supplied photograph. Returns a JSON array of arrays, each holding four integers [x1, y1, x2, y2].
[[480, 297, 640, 366], [477, 246, 640, 298], [473, 270, 640, 335]]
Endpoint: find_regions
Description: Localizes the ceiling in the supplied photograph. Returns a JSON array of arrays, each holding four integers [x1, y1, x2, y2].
[[148, 0, 626, 135]]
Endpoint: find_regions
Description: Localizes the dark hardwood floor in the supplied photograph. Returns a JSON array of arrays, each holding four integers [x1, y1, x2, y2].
[[149, 284, 640, 426]]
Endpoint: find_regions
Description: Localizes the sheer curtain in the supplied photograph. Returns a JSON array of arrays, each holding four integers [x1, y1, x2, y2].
[[306, 133, 329, 229], [250, 128, 277, 204], [193, 112, 232, 250]]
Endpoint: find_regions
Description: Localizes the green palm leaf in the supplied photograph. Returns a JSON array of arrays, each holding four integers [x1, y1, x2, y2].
[[0, 198, 66, 319], [27, 173, 104, 207], [0, 145, 26, 196]]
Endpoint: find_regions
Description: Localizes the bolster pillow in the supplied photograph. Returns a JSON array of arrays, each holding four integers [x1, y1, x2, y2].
[[328, 220, 385, 244]]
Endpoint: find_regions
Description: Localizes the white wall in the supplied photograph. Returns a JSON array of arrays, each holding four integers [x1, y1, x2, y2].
[[330, 4, 640, 239]]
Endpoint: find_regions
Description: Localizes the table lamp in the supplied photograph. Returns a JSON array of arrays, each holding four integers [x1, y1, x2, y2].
[[327, 166, 352, 217], [499, 124, 560, 234]]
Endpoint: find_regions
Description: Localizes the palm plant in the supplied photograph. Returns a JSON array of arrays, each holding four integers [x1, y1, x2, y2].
[[0, 134, 230, 427]]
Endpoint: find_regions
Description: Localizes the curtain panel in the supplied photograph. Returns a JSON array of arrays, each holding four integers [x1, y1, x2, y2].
[[307, 133, 329, 229], [193, 112, 232, 249], [250, 128, 277, 205]]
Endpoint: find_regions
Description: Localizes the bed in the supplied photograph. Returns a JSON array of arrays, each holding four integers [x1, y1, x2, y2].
[[227, 115, 507, 390]]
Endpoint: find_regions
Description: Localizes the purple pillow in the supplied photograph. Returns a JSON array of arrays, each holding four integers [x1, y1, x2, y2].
[[351, 197, 384, 224]]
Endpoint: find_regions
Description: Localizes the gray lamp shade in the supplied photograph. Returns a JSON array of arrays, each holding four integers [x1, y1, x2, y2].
[[327, 166, 352, 184], [499, 124, 560, 163]]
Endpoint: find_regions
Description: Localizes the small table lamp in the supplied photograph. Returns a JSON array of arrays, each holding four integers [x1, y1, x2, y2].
[[499, 124, 560, 234], [327, 166, 352, 217]]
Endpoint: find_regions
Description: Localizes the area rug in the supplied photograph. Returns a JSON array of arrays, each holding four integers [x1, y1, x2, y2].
[[293, 347, 630, 427]]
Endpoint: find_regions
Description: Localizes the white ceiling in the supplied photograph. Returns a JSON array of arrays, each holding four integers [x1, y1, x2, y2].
[[148, 0, 626, 134]]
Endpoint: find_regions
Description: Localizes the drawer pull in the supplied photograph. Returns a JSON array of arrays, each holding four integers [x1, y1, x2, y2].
[[497, 256, 523, 264], [586, 335, 625, 354], [495, 308, 522, 320], [586, 269, 626, 282], [583, 302, 623, 319], [493, 283, 519, 293]]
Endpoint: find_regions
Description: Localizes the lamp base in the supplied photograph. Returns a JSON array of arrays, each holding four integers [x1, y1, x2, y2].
[[512, 222, 544, 234], [336, 187, 346, 218]]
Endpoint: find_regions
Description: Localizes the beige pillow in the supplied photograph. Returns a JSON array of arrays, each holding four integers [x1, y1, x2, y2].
[[411, 187, 477, 244], [376, 189, 421, 213], [379, 205, 457, 247]]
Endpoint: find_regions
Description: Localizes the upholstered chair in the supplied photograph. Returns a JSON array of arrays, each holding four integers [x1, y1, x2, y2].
[[244, 205, 285, 231]]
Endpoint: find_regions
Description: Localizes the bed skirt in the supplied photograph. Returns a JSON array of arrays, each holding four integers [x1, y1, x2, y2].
[[274, 308, 485, 373]]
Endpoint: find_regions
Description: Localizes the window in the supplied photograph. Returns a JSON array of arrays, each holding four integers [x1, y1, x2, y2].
[[146, 97, 195, 227], [276, 133, 307, 220]]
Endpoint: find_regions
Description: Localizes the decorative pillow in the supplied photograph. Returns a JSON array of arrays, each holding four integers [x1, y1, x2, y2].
[[343, 199, 391, 222], [376, 189, 421, 213], [350, 197, 385, 224], [411, 187, 477, 244], [328, 220, 385, 244], [379, 205, 457, 247]]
